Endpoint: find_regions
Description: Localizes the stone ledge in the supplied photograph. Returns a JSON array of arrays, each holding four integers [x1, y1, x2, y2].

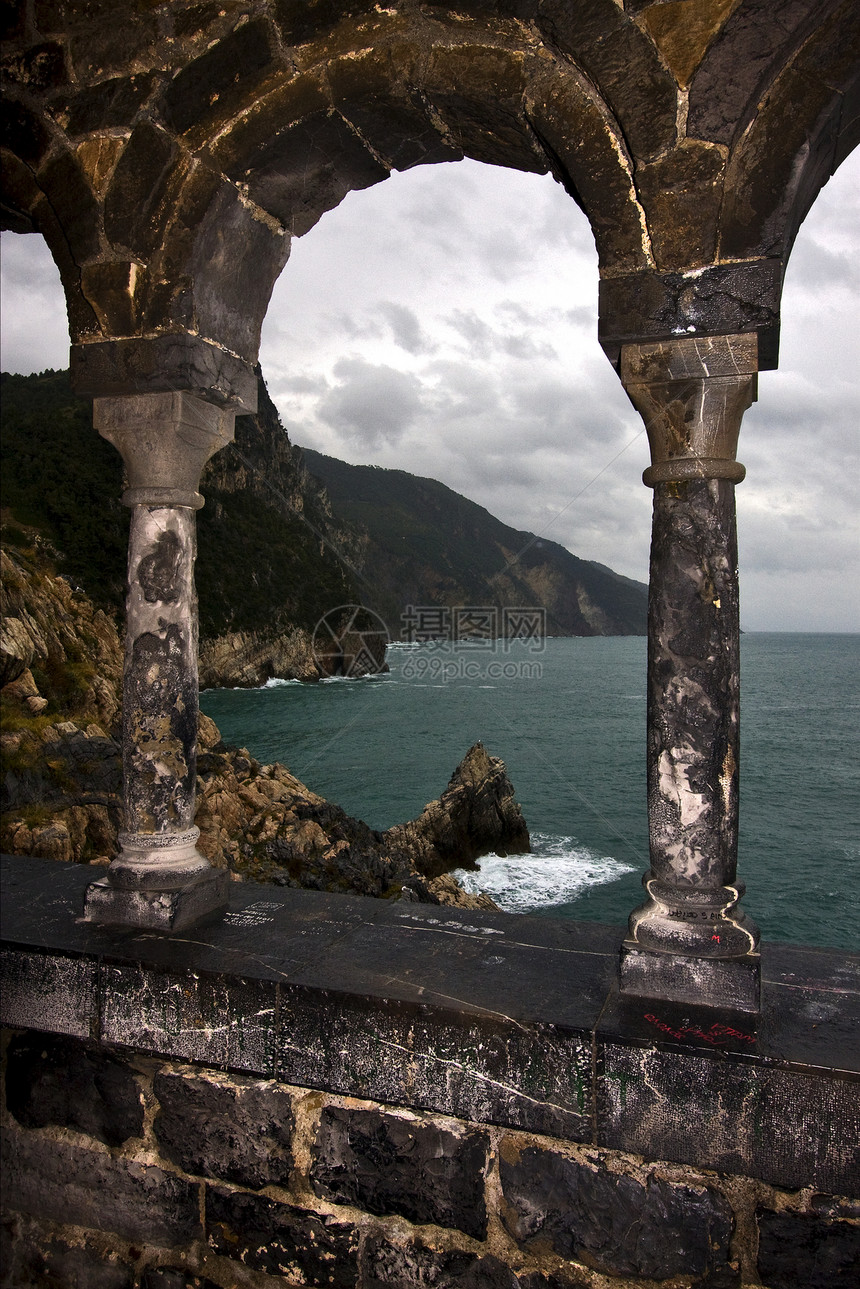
[[2, 854, 859, 1192]]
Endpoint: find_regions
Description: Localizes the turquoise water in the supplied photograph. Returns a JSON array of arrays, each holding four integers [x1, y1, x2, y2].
[[201, 634, 859, 952]]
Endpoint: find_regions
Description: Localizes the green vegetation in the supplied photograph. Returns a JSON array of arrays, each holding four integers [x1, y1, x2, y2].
[[0, 370, 128, 613]]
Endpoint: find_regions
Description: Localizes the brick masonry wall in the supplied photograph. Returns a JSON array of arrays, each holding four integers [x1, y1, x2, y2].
[[2, 1029, 858, 1289]]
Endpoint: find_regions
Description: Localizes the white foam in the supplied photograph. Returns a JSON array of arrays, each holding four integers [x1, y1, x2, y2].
[[453, 832, 635, 913], [262, 677, 302, 688]]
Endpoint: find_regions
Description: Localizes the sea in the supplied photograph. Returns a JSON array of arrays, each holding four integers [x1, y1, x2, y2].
[[200, 633, 859, 953]]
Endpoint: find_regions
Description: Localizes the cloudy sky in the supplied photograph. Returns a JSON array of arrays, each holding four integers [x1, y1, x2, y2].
[[2, 152, 858, 631]]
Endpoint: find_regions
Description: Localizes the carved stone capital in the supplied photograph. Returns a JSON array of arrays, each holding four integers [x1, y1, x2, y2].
[[621, 335, 758, 487], [94, 391, 235, 508]]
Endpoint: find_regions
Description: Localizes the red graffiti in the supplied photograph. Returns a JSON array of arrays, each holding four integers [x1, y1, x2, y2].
[[643, 1013, 755, 1046], [711, 934, 721, 942]]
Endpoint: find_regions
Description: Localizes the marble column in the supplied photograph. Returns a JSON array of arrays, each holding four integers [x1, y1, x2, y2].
[[619, 334, 762, 1012], [83, 391, 235, 931]]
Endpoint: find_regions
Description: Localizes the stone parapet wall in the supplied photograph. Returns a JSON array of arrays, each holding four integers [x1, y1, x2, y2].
[[2, 1028, 857, 1289], [2, 856, 858, 1286]]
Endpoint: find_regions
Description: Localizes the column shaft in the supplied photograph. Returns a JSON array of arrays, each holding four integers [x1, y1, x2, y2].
[[619, 335, 761, 1012], [83, 392, 234, 931]]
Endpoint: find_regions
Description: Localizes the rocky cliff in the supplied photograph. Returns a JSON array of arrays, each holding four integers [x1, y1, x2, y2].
[[1, 541, 527, 908], [2, 369, 646, 692]]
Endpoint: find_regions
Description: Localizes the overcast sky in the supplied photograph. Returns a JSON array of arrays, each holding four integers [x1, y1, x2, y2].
[[2, 152, 858, 632]]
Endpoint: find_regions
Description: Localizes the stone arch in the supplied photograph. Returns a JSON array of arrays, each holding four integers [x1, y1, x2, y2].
[[718, 1, 860, 263]]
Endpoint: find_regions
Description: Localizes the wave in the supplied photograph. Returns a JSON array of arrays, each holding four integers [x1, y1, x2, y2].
[[453, 831, 635, 914], [262, 677, 302, 689]]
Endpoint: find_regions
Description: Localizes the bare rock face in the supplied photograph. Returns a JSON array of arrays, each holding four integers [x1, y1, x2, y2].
[[0, 546, 123, 731], [1, 545, 521, 908], [383, 743, 531, 880], [199, 627, 319, 688]]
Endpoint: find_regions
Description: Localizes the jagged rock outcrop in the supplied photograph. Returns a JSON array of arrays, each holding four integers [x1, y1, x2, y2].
[[199, 627, 318, 689], [1, 542, 524, 908], [384, 743, 531, 880], [0, 544, 122, 730]]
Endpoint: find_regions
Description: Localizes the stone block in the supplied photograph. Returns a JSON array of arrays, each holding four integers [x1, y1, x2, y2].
[[70, 335, 259, 411], [598, 261, 783, 371], [205, 1186, 359, 1287], [636, 140, 726, 270], [238, 109, 390, 236], [328, 45, 462, 172], [311, 1105, 489, 1239], [273, 0, 381, 48], [499, 1141, 735, 1281], [423, 44, 547, 174], [756, 1208, 860, 1289], [537, 0, 677, 161], [278, 990, 592, 1139], [153, 1066, 294, 1190], [0, 1217, 134, 1289], [597, 1040, 860, 1193], [0, 947, 96, 1039], [363, 1236, 521, 1288], [5, 1031, 143, 1148], [37, 0, 161, 80], [104, 119, 183, 258], [61, 71, 156, 136], [159, 18, 283, 141], [687, 0, 828, 146], [100, 962, 277, 1074], [1, 1126, 201, 1245]]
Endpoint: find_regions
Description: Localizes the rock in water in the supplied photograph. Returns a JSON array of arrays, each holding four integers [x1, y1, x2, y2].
[[1, 545, 525, 908], [382, 743, 531, 880]]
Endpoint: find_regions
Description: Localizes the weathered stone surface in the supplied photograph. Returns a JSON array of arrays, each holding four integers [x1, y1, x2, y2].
[[641, 0, 740, 90], [104, 119, 183, 259], [598, 1041, 860, 1193], [100, 962, 278, 1073], [756, 1208, 860, 1289], [153, 1066, 294, 1190], [364, 1236, 521, 1288], [311, 1106, 489, 1238], [273, 0, 382, 48], [598, 260, 783, 371], [71, 336, 259, 410], [688, 0, 836, 145], [0, 947, 97, 1039], [61, 71, 157, 137], [422, 44, 547, 174], [1, 1126, 201, 1245], [0, 1216, 134, 1289], [206, 1187, 359, 1286], [237, 109, 390, 237], [159, 18, 284, 141], [538, 0, 678, 161], [6, 1031, 143, 1147], [499, 1141, 735, 1280], [636, 140, 726, 269], [329, 45, 461, 172]]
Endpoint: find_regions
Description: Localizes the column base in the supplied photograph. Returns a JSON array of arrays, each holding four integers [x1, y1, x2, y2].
[[620, 941, 761, 1013], [83, 866, 229, 932]]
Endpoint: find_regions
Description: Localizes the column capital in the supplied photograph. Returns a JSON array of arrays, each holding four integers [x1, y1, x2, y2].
[[94, 390, 235, 509], [621, 334, 758, 487]]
